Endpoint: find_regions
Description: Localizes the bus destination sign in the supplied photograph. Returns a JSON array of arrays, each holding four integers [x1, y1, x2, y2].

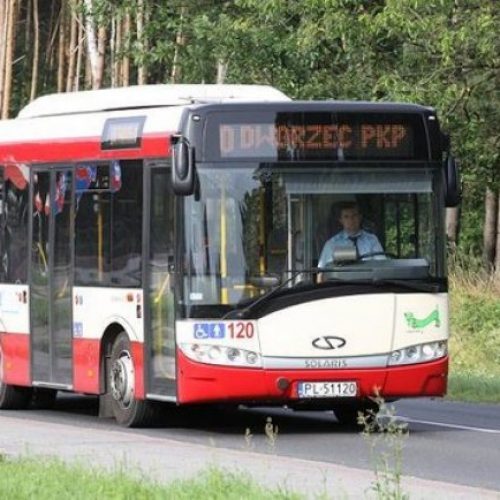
[[218, 122, 415, 160]]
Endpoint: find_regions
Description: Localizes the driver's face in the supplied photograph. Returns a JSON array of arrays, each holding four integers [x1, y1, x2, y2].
[[339, 208, 362, 235]]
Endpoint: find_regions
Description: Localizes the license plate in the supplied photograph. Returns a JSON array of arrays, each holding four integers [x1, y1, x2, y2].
[[297, 381, 357, 398]]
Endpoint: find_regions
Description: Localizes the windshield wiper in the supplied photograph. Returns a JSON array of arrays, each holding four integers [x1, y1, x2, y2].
[[223, 269, 319, 319]]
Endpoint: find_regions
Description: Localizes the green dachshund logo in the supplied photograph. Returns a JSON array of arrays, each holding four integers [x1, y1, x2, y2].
[[404, 308, 441, 329]]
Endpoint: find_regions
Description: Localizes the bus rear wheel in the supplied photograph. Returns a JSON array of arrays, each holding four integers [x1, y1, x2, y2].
[[108, 332, 157, 427]]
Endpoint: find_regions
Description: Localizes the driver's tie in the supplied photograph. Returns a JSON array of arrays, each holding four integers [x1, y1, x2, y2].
[[348, 236, 360, 259]]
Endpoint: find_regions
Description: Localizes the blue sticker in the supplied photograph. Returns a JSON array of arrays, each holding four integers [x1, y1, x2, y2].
[[193, 323, 226, 339], [73, 322, 83, 337]]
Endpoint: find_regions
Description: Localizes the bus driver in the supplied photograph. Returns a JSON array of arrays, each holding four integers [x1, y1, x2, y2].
[[318, 201, 384, 268]]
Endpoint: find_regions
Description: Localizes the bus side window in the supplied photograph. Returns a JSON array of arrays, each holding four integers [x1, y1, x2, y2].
[[2, 173, 29, 283], [75, 164, 111, 285], [74, 161, 143, 287], [111, 160, 143, 286]]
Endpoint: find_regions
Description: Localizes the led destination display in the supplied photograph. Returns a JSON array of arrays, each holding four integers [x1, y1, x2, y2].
[[220, 123, 410, 157], [207, 112, 427, 161]]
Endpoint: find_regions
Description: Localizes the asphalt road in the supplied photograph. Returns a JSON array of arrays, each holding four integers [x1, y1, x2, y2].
[[1, 395, 499, 497]]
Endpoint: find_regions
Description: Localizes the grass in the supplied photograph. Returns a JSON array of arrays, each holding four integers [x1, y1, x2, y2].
[[447, 262, 500, 403], [0, 455, 300, 500]]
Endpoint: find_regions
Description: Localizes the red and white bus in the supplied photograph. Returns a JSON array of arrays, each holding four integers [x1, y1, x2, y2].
[[0, 85, 459, 426]]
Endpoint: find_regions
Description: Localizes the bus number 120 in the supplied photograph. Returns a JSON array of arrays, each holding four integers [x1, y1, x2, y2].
[[228, 322, 255, 339]]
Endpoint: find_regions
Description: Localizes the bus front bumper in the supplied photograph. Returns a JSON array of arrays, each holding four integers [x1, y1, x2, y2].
[[177, 351, 448, 404]]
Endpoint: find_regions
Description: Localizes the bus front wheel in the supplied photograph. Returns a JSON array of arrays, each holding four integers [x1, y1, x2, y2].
[[108, 332, 156, 427], [334, 402, 379, 427]]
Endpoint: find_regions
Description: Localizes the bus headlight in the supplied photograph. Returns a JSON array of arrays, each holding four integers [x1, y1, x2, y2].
[[208, 346, 221, 360], [388, 341, 447, 366], [180, 343, 261, 368], [246, 351, 258, 365], [227, 348, 241, 362]]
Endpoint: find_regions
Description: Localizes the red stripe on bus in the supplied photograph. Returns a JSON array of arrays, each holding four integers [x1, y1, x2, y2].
[[0, 332, 31, 386], [72, 338, 145, 399], [131, 341, 145, 400], [384, 356, 448, 396], [0, 134, 171, 163], [73, 338, 101, 394], [176, 351, 448, 404]]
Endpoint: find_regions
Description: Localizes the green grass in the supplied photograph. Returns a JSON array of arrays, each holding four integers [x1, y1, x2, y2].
[[448, 265, 500, 403], [447, 372, 500, 403], [0, 456, 301, 500]]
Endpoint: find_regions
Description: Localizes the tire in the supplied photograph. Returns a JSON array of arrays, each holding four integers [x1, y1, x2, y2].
[[108, 332, 157, 427], [334, 406, 362, 426], [30, 388, 57, 409], [334, 402, 379, 427]]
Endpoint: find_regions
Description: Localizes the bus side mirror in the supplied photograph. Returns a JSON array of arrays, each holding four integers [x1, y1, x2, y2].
[[444, 155, 461, 207], [172, 138, 195, 196]]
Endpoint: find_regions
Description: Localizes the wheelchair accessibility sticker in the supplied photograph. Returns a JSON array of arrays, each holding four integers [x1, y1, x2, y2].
[[193, 323, 226, 339]]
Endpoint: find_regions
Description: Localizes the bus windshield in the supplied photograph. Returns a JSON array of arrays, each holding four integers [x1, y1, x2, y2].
[[181, 164, 443, 315]]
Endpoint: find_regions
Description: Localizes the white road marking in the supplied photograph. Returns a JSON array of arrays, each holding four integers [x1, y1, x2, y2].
[[400, 416, 500, 434]]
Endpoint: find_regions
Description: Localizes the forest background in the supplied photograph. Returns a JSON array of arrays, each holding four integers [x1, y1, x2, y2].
[[0, 0, 498, 270], [0, 0, 498, 397]]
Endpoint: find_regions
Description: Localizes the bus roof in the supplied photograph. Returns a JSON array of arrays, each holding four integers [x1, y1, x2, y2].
[[17, 84, 291, 119], [187, 100, 435, 115]]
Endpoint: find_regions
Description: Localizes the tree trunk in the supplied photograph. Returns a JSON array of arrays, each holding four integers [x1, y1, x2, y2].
[[0, 0, 7, 116], [121, 10, 130, 86], [109, 16, 119, 88], [95, 25, 106, 88], [57, 1, 67, 93], [45, 1, 59, 76], [483, 187, 498, 271], [136, 0, 146, 84], [30, 0, 39, 101], [74, 6, 84, 91], [216, 59, 228, 84], [2, 0, 17, 119], [115, 14, 122, 86], [84, 0, 105, 89], [170, 6, 185, 83], [24, 0, 32, 97], [66, 1, 78, 92]]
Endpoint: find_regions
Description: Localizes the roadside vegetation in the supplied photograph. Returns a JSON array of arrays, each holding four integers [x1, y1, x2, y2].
[[0, 455, 300, 500], [448, 260, 500, 403]]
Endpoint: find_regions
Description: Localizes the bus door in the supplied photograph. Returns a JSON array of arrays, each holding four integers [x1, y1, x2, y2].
[[30, 168, 73, 387], [144, 162, 176, 399]]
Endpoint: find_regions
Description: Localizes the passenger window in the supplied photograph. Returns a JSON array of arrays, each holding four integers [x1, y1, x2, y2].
[[1, 166, 29, 283], [74, 160, 143, 287]]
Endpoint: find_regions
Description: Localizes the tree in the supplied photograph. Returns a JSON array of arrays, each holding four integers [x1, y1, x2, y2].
[[1, 0, 18, 119]]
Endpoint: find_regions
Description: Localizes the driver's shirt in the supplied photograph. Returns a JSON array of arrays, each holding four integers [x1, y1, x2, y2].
[[318, 229, 384, 268]]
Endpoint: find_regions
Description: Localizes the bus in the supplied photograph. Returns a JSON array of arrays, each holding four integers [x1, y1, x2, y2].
[[0, 85, 460, 427]]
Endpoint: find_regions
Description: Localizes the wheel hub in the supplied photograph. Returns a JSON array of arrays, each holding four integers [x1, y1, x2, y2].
[[110, 350, 135, 409]]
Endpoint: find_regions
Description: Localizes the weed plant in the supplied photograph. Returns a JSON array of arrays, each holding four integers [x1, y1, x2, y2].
[[358, 396, 409, 500]]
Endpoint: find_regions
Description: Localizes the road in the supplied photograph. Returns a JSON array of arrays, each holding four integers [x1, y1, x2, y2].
[[1, 395, 499, 498]]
